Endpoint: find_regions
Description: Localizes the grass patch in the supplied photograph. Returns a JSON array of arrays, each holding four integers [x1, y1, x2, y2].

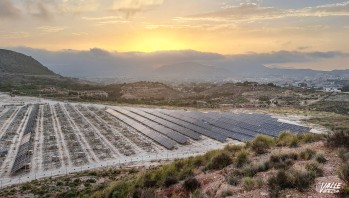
[[315, 153, 327, 164], [299, 149, 316, 160], [227, 175, 239, 186], [235, 150, 249, 168], [268, 169, 316, 197], [338, 163, 349, 184], [269, 152, 298, 169], [276, 132, 299, 147], [183, 177, 201, 192], [206, 153, 232, 170], [251, 135, 275, 154]]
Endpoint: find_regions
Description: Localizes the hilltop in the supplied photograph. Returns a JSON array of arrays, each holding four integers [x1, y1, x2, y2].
[[0, 49, 56, 75]]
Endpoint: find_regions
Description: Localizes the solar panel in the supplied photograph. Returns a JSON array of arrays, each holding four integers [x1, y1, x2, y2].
[[125, 107, 201, 140], [148, 109, 227, 142], [113, 107, 189, 144], [11, 104, 39, 174], [106, 108, 176, 150], [160, 110, 255, 142]]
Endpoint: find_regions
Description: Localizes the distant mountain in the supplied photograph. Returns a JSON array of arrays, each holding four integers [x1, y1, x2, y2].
[[4, 48, 349, 83], [0, 49, 56, 75]]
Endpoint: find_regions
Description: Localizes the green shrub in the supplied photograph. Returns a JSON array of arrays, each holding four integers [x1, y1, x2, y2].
[[338, 148, 349, 162], [242, 177, 255, 191], [268, 170, 293, 190], [235, 150, 249, 168], [289, 138, 299, 148], [305, 162, 323, 177], [301, 133, 323, 143], [143, 178, 157, 188], [133, 188, 156, 198], [224, 144, 243, 153], [221, 190, 233, 197], [206, 153, 232, 170], [73, 178, 81, 184], [267, 168, 316, 196], [86, 178, 96, 183], [291, 169, 316, 191], [315, 154, 327, 164], [326, 130, 349, 148], [269, 152, 297, 169], [183, 177, 201, 192], [339, 186, 349, 197], [178, 168, 194, 180], [254, 177, 264, 188], [300, 149, 316, 160], [251, 135, 275, 154], [101, 180, 134, 198], [240, 165, 257, 177], [338, 163, 349, 184], [193, 156, 204, 167], [192, 189, 203, 198], [227, 176, 239, 186], [256, 161, 271, 172], [164, 176, 178, 187], [88, 171, 97, 176], [20, 183, 32, 191], [277, 132, 299, 147]]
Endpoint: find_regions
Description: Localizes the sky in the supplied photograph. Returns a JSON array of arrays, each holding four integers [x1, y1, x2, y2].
[[1, 0, 349, 70]]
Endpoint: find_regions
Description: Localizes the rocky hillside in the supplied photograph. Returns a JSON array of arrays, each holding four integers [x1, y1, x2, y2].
[[0, 49, 56, 75]]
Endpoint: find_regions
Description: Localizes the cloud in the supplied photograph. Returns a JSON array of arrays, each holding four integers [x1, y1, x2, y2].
[[37, 26, 67, 33], [179, 1, 349, 23], [72, 32, 88, 36], [25, 0, 55, 20], [82, 16, 122, 21], [297, 1, 349, 17], [81, 15, 130, 25], [0, 0, 21, 19], [24, 0, 98, 20], [0, 32, 30, 39], [113, 0, 164, 17]]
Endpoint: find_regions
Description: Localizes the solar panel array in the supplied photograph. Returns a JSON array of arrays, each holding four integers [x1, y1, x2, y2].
[[107, 107, 311, 149], [106, 109, 176, 150], [11, 104, 39, 174]]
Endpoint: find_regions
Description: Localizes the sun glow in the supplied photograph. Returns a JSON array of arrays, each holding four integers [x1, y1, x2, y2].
[[128, 33, 189, 52]]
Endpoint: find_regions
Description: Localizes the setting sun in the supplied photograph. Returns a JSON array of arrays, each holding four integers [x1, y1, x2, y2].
[[128, 33, 188, 52]]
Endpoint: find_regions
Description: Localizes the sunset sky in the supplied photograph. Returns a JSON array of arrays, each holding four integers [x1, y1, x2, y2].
[[1, 0, 349, 70]]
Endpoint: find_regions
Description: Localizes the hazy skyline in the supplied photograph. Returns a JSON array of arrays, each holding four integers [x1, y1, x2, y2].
[[1, 0, 349, 70]]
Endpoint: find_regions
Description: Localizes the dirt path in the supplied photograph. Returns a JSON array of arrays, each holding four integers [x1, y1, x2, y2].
[[51, 105, 72, 167]]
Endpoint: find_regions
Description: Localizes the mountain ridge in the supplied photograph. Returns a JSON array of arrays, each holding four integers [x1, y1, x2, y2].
[[0, 49, 56, 76]]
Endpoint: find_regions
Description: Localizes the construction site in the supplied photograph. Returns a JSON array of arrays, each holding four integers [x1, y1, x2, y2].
[[0, 92, 311, 188]]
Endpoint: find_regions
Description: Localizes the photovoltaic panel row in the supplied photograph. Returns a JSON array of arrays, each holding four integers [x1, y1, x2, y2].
[[227, 113, 310, 133], [11, 104, 39, 174], [158, 109, 252, 142], [163, 111, 255, 141], [142, 109, 227, 142], [106, 109, 176, 150], [113, 107, 189, 144], [182, 111, 261, 139], [183, 111, 310, 137], [203, 113, 287, 137], [124, 107, 201, 140], [159, 109, 310, 141], [218, 113, 310, 135], [189, 111, 282, 137]]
